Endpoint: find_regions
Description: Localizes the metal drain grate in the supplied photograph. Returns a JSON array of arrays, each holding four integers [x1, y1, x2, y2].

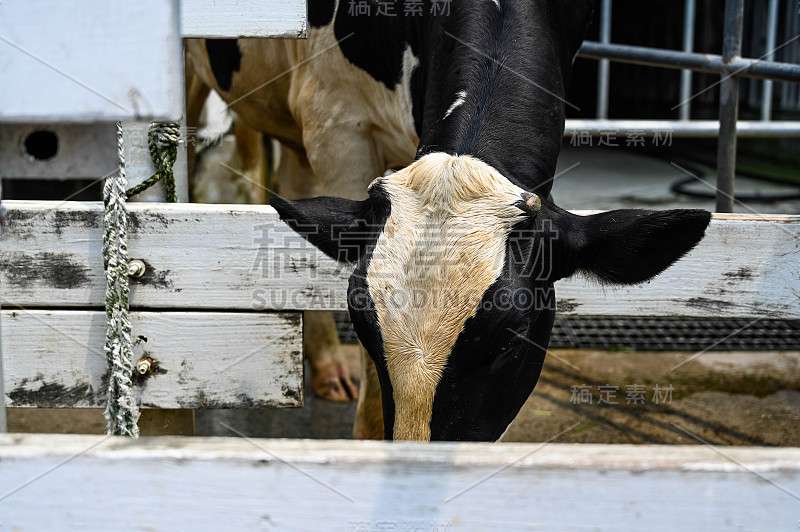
[[333, 312, 800, 351], [550, 317, 800, 351]]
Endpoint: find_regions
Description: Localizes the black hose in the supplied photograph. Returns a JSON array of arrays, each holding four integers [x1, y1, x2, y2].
[[670, 157, 800, 202]]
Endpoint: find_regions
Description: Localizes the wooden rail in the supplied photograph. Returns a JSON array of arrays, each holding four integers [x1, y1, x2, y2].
[[0, 0, 306, 122], [3, 201, 798, 408], [1, 311, 302, 409], [2, 201, 798, 318], [1, 435, 798, 529]]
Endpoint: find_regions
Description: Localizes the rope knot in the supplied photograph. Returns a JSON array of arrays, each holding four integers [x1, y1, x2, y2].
[[125, 122, 181, 202]]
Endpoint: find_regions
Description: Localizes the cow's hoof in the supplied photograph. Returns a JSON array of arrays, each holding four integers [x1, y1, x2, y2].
[[311, 361, 360, 402]]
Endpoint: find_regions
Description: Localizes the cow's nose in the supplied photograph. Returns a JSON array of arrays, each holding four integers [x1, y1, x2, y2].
[[521, 192, 542, 215]]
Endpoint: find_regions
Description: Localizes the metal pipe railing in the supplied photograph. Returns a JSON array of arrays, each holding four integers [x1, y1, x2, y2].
[[715, 0, 744, 213], [596, 0, 612, 120], [780, 0, 800, 109], [573, 0, 800, 212], [577, 42, 800, 83], [762, 0, 780, 120], [564, 119, 800, 137], [679, 0, 697, 121]]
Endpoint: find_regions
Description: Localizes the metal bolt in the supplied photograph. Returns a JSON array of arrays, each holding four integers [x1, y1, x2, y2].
[[136, 357, 153, 375], [128, 259, 146, 278]]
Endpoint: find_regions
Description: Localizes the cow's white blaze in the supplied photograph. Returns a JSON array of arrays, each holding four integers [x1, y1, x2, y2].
[[367, 153, 528, 441], [444, 90, 467, 118], [400, 44, 420, 121]]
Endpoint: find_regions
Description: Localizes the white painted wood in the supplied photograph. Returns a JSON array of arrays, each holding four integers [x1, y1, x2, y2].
[[0, 1, 183, 122], [0, 123, 117, 179], [1, 310, 303, 409], [2, 201, 799, 319], [0, 181, 5, 433], [1, 201, 350, 311], [181, 0, 308, 38], [558, 213, 800, 318], [1, 435, 799, 530], [0, 122, 189, 195]]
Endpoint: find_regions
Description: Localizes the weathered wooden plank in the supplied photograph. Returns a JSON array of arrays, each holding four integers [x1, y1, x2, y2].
[[559, 213, 800, 318], [1, 435, 799, 530], [0, 200, 349, 311], [0, 1, 183, 122], [181, 0, 307, 38], [1, 201, 799, 318], [1, 310, 303, 409], [0, 123, 117, 179]]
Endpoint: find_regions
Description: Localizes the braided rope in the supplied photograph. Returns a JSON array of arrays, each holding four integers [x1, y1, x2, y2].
[[125, 122, 180, 201], [103, 122, 140, 437], [0, 179, 6, 433]]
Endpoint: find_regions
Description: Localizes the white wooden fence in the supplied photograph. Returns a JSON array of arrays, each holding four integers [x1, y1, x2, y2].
[[0, 0, 305, 122], [0, 0, 310, 413], [3, 200, 798, 408], [1, 435, 799, 530], [3, 203, 799, 318]]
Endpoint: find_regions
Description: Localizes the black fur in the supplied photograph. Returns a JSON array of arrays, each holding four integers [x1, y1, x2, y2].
[[324, 1, 593, 193], [308, 0, 335, 27], [205, 39, 242, 92]]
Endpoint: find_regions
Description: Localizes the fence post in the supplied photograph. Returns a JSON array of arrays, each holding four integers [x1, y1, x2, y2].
[[596, 0, 612, 119], [0, 178, 5, 433], [679, 0, 696, 121], [761, 0, 780, 121], [715, 0, 744, 213]]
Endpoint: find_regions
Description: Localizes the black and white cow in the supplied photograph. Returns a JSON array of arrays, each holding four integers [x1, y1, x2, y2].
[[188, 0, 711, 441]]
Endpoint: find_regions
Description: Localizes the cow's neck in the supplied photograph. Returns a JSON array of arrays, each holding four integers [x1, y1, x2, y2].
[[415, 2, 591, 197]]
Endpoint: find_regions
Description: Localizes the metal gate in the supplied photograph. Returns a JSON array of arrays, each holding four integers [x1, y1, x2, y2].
[[567, 0, 800, 211]]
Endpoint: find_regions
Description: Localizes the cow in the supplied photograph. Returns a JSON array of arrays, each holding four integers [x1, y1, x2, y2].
[[187, 0, 711, 441]]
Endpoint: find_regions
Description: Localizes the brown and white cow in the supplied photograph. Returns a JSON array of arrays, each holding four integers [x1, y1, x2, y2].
[[187, 0, 711, 441]]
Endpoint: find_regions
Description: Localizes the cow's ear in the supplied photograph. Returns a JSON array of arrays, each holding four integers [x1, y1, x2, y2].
[[550, 207, 711, 284], [270, 196, 373, 264]]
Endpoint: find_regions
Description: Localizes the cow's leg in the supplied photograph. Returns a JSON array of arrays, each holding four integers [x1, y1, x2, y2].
[[234, 119, 268, 205], [353, 345, 385, 439], [299, 124, 390, 434], [275, 146, 361, 402], [184, 59, 211, 188], [304, 310, 359, 401]]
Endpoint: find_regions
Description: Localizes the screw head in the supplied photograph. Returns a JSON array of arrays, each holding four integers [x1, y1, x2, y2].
[[128, 259, 146, 278], [136, 357, 153, 375]]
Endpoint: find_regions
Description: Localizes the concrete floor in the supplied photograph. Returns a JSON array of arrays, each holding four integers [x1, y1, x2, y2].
[[193, 345, 800, 446], [552, 145, 800, 214]]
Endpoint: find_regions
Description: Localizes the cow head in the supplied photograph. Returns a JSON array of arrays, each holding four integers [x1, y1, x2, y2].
[[272, 153, 711, 441]]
